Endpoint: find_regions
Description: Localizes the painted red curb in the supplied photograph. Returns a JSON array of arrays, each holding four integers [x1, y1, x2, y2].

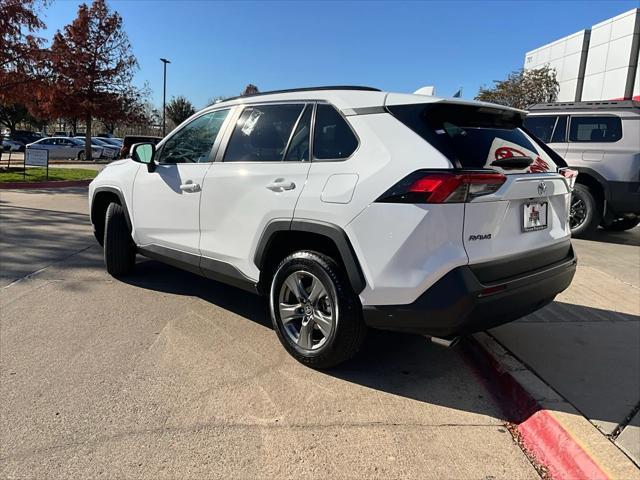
[[520, 410, 607, 480], [0, 179, 92, 189], [462, 337, 609, 480]]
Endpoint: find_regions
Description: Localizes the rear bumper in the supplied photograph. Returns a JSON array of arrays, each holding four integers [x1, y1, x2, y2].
[[362, 243, 577, 337], [607, 181, 640, 214]]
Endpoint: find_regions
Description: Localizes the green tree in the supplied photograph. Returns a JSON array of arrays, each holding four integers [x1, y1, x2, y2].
[[166, 95, 195, 126], [0, 102, 33, 132], [475, 66, 559, 110]]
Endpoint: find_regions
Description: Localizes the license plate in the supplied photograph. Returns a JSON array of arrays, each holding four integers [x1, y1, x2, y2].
[[523, 202, 548, 232]]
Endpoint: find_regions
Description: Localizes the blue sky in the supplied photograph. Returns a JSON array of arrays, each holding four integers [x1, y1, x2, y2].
[[42, 0, 638, 109]]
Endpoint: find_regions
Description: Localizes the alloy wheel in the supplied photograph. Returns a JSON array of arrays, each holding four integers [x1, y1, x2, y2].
[[278, 271, 335, 351], [570, 193, 587, 230]]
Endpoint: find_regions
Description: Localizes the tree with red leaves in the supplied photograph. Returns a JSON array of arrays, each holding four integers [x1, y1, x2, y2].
[[0, 0, 48, 133], [0, 0, 46, 97], [49, 0, 137, 160]]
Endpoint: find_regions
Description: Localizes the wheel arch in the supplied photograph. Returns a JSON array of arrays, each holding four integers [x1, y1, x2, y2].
[[91, 187, 132, 245], [254, 220, 366, 296], [573, 167, 609, 206]]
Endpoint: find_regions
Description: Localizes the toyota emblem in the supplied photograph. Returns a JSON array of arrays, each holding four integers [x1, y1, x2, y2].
[[537, 181, 547, 196]]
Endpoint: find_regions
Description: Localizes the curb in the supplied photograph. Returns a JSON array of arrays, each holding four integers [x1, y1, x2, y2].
[[0, 179, 92, 189], [465, 333, 640, 480]]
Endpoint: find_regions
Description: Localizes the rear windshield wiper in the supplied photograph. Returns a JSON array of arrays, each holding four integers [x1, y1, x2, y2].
[[491, 156, 533, 169]]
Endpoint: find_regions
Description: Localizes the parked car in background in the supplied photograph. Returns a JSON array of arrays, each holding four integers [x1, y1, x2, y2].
[[75, 137, 119, 159], [119, 135, 162, 158], [96, 137, 123, 148], [8, 130, 42, 148], [2, 136, 24, 152], [90, 86, 577, 368], [525, 100, 640, 236], [28, 137, 103, 160]]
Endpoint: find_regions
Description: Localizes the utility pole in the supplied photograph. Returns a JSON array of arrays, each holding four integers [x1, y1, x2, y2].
[[160, 58, 171, 136]]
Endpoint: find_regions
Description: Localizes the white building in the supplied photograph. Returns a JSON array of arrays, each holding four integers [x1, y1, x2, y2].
[[524, 8, 639, 102]]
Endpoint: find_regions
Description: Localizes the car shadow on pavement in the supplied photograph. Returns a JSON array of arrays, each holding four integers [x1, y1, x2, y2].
[[123, 257, 505, 418], [124, 257, 272, 329], [579, 227, 640, 247]]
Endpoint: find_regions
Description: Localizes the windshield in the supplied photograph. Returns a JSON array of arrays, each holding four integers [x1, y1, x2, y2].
[[388, 103, 562, 173]]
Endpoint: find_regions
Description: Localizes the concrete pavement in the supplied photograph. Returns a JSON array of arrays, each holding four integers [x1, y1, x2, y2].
[[0, 188, 93, 287], [491, 227, 640, 467], [0, 188, 539, 479]]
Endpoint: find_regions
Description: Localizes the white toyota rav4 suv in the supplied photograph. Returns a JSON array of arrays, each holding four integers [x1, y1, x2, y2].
[[89, 86, 577, 368]]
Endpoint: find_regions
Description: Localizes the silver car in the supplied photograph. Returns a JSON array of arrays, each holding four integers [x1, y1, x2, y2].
[[75, 137, 119, 159], [525, 100, 640, 236], [27, 137, 103, 161], [96, 137, 123, 148]]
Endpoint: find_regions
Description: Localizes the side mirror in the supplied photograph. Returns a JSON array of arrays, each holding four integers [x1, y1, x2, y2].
[[131, 142, 156, 172]]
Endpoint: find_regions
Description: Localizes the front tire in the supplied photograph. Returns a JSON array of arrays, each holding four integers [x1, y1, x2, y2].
[[104, 202, 135, 277], [570, 184, 601, 237], [77, 150, 85, 161], [270, 251, 366, 369]]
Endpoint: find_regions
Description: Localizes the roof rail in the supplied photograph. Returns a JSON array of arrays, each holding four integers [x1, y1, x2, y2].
[[221, 85, 381, 103], [528, 100, 640, 111]]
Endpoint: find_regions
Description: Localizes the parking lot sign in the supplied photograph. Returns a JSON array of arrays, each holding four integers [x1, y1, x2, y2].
[[24, 147, 49, 179]]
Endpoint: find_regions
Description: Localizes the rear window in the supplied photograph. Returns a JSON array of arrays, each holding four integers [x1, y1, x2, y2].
[[389, 103, 560, 173], [313, 104, 358, 160], [569, 116, 622, 143]]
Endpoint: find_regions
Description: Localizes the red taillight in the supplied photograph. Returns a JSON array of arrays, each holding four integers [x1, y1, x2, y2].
[[378, 171, 506, 204], [408, 174, 463, 203], [559, 167, 578, 190]]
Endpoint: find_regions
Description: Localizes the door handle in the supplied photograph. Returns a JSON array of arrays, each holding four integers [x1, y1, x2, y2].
[[179, 181, 201, 193], [265, 178, 296, 192]]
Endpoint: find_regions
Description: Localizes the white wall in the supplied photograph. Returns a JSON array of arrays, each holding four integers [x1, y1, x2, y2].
[[524, 30, 589, 102], [524, 8, 640, 101], [582, 8, 640, 100], [634, 47, 640, 99]]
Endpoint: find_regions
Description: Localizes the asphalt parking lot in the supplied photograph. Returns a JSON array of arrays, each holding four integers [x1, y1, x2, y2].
[[1, 187, 638, 478]]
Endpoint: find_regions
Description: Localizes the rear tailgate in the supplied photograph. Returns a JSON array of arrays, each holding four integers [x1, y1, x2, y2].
[[387, 100, 572, 270], [463, 173, 571, 267]]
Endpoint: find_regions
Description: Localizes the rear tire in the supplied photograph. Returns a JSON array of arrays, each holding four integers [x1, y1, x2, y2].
[[602, 214, 640, 232], [270, 251, 366, 369], [77, 150, 85, 161], [104, 202, 135, 277], [570, 184, 601, 237]]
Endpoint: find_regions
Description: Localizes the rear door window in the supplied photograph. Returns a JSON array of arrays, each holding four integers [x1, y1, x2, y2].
[[569, 116, 622, 142], [223, 104, 304, 162], [523, 116, 557, 143], [388, 103, 559, 173]]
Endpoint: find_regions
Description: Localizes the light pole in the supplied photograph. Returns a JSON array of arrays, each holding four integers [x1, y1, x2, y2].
[[160, 58, 171, 136]]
